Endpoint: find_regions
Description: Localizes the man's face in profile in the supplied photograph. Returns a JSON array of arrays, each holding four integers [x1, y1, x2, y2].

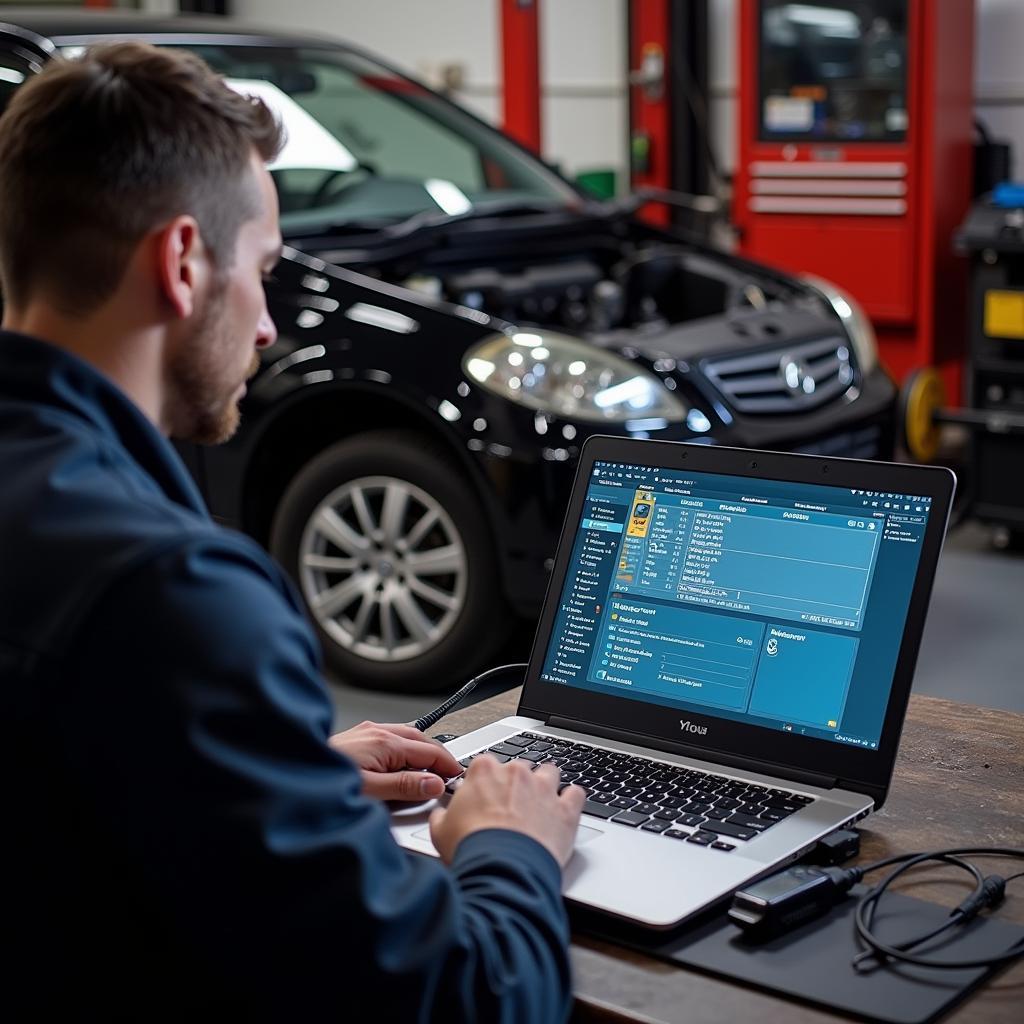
[[167, 154, 282, 445]]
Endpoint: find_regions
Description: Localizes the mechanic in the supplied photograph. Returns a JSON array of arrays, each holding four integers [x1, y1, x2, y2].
[[0, 43, 584, 1021]]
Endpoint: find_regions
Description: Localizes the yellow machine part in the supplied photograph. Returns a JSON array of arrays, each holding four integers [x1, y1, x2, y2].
[[901, 368, 946, 463]]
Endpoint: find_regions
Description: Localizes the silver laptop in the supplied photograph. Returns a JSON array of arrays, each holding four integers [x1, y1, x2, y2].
[[393, 437, 955, 928]]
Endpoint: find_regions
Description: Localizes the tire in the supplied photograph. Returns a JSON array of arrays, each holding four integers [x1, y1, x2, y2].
[[270, 430, 510, 692]]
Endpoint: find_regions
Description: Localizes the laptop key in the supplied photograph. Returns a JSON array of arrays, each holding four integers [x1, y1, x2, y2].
[[711, 841, 736, 852], [690, 790, 719, 802], [682, 801, 713, 814], [643, 781, 672, 794], [488, 743, 522, 757], [518, 750, 548, 763], [610, 811, 651, 827], [610, 797, 638, 810], [703, 806, 732, 820], [528, 741, 554, 752], [763, 799, 801, 814], [581, 800, 619, 820], [505, 735, 532, 748], [677, 813, 707, 828], [641, 819, 671, 834], [664, 829, 690, 840], [700, 820, 757, 841], [590, 792, 615, 804], [714, 796, 742, 810], [617, 786, 644, 799], [759, 808, 792, 823], [653, 809, 679, 821], [576, 776, 601, 788], [658, 796, 685, 810], [634, 802, 661, 815], [718, 784, 748, 797], [727, 812, 771, 831], [686, 832, 715, 846]]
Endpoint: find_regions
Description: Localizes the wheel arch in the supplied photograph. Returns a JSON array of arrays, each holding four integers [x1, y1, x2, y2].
[[240, 382, 502, 559]]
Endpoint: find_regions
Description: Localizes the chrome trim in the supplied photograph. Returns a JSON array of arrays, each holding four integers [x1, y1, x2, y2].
[[748, 196, 907, 216], [750, 161, 907, 178], [751, 179, 907, 197], [702, 335, 854, 415]]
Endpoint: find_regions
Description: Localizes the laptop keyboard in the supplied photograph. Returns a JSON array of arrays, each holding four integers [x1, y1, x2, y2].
[[451, 732, 815, 852]]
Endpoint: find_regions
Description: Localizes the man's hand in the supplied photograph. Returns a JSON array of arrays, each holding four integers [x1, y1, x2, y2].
[[329, 721, 462, 801], [429, 756, 586, 867]]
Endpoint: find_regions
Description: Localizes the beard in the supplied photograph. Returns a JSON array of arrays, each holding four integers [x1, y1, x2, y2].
[[166, 285, 261, 446]]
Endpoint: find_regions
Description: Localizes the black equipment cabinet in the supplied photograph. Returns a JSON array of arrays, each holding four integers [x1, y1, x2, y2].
[[952, 198, 1024, 534]]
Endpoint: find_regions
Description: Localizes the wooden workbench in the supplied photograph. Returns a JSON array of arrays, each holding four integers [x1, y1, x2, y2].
[[440, 692, 1024, 1023]]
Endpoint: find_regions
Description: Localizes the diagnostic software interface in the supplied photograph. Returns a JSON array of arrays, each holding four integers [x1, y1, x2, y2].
[[540, 460, 934, 749]]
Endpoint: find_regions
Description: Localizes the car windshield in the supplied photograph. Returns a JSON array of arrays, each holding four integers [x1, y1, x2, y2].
[[161, 42, 578, 232]]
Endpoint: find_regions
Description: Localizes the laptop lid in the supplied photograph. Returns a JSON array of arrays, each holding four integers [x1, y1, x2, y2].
[[518, 437, 955, 809]]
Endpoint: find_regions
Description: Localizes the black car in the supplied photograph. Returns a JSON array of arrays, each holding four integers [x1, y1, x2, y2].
[[0, 11, 896, 691]]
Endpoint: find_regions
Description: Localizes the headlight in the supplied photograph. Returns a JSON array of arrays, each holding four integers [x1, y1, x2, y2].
[[463, 330, 688, 424], [800, 275, 878, 375]]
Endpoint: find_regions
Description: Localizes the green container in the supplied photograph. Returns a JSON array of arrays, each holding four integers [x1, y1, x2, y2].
[[575, 168, 617, 200]]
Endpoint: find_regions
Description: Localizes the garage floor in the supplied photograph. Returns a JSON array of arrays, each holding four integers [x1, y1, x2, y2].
[[327, 519, 1023, 734]]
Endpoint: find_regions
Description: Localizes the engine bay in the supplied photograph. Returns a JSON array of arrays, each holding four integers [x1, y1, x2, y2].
[[400, 246, 790, 335]]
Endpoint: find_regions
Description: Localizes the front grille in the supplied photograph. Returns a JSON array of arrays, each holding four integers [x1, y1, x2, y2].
[[701, 335, 855, 415]]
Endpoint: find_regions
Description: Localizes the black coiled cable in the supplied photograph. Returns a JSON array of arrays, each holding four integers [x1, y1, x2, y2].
[[827, 847, 1024, 971]]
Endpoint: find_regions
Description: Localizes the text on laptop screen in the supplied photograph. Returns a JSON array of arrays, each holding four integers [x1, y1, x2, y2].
[[540, 460, 934, 749]]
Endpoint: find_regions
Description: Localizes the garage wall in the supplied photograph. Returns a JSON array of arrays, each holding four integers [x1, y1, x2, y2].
[[233, 0, 628, 185], [232, 1, 1022, 189], [974, 0, 1024, 175]]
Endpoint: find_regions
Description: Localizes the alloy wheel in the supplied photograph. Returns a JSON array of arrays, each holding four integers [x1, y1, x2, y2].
[[297, 475, 468, 662]]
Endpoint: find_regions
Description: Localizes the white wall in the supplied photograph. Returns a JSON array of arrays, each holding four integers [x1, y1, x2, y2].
[[233, 0, 1024, 185], [540, 0, 628, 180], [974, 0, 1024, 175]]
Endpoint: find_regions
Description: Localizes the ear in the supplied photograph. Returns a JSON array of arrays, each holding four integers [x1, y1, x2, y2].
[[154, 215, 207, 320]]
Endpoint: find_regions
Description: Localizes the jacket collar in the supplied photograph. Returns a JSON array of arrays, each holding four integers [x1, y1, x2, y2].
[[0, 329, 209, 517]]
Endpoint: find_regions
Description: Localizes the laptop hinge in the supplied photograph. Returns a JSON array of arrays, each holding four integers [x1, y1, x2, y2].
[[545, 715, 838, 790]]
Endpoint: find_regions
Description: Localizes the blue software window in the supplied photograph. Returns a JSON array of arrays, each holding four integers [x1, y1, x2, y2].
[[541, 461, 933, 749]]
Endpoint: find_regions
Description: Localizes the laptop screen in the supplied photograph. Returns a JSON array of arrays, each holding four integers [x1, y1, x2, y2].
[[539, 459, 934, 751]]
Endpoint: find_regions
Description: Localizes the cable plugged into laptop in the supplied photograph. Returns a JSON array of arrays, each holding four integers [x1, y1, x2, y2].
[[410, 663, 528, 733]]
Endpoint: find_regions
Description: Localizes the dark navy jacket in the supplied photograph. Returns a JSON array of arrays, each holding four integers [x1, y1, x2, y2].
[[0, 331, 571, 1021]]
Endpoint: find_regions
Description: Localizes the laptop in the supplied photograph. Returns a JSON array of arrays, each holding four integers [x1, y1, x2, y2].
[[393, 437, 956, 928]]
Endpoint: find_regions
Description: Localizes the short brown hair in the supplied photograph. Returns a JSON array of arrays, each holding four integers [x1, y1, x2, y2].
[[0, 42, 283, 314]]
